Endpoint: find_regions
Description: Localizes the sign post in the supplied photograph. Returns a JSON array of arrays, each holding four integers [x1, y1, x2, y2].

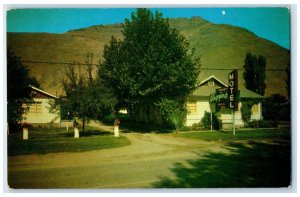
[[228, 70, 238, 135]]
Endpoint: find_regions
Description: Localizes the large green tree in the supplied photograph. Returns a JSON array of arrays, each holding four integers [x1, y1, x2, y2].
[[243, 52, 266, 96], [7, 49, 40, 131], [262, 94, 289, 121], [99, 8, 200, 127], [55, 63, 116, 132], [241, 52, 266, 126]]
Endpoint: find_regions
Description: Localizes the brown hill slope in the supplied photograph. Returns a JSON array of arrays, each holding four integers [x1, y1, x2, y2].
[[7, 17, 289, 97]]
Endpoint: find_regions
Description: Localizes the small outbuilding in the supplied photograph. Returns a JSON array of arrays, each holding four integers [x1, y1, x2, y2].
[[22, 85, 60, 127]]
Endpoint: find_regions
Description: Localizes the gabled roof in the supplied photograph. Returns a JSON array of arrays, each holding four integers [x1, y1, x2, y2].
[[191, 86, 219, 97], [191, 86, 264, 99], [191, 75, 264, 99], [198, 75, 228, 87], [29, 85, 58, 99], [239, 88, 264, 99]]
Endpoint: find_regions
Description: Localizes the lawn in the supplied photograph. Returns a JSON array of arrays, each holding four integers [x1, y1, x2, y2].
[[171, 128, 291, 141], [7, 126, 130, 156]]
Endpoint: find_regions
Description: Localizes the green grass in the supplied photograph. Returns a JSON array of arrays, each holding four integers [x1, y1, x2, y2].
[[171, 128, 291, 141], [8, 126, 130, 156]]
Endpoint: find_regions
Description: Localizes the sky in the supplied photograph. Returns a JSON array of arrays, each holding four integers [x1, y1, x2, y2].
[[6, 7, 290, 49]]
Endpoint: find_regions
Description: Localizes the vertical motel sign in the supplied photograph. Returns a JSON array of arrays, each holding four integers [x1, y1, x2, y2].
[[228, 70, 238, 110]]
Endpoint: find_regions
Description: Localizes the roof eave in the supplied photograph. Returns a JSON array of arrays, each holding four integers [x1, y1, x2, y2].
[[29, 85, 58, 99]]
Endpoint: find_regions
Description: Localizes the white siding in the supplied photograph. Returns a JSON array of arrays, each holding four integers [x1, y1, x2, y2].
[[186, 100, 212, 126], [186, 100, 262, 128], [220, 102, 262, 128], [23, 98, 60, 124]]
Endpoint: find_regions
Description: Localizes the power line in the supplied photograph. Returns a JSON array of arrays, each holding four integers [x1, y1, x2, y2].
[[196, 68, 286, 71], [21, 60, 287, 71], [22, 60, 97, 66]]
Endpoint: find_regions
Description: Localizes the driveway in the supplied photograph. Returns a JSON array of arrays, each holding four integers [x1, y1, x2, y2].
[[7, 124, 228, 189]]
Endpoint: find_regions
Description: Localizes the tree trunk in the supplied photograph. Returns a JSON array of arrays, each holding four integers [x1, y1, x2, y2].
[[82, 117, 85, 132]]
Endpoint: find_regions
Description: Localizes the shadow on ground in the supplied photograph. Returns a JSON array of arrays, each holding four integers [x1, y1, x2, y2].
[[63, 130, 112, 137], [153, 140, 291, 188], [119, 124, 174, 134], [101, 120, 175, 134]]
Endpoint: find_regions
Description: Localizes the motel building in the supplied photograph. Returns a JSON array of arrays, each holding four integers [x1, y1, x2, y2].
[[185, 75, 264, 129]]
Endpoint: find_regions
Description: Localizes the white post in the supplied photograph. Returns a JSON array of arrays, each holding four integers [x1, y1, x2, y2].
[[74, 127, 79, 138], [114, 125, 119, 137], [233, 109, 236, 135], [259, 102, 262, 120], [23, 128, 29, 140], [209, 103, 213, 131], [66, 121, 69, 132], [210, 111, 213, 131]]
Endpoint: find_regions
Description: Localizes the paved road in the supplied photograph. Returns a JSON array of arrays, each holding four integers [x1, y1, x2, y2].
[[7, 124, 227, 189]]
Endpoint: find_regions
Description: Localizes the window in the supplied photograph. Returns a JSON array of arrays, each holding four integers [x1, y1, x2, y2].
[[187, 101, 197, 114], [208, 79, 215, 86], [29, 102, 42, 115]]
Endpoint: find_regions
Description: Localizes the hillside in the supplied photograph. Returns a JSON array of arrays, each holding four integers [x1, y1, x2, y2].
[[7, 17, 290, 97]]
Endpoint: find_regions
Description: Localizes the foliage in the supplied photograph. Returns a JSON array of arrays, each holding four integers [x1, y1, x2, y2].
[[21, 122, 32, 129], [103, 113, 130, 124], [191, 122, 203, 131], [200, 111, 221, 130], [54, 62, 117, 132], [242, 52, 266, 126], [7, 49, 40, 132], [248, 120, 278, 128], [154, 98, 187, 130], [178, 126, 192, 132], [243, 52, 266, 96], [240, 99, 254, 126], [98, 8, 200, 127], [262, 94, 290, 121]]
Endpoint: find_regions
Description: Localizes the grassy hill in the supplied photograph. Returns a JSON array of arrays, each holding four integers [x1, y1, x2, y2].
[[7, 16, 290, 97]]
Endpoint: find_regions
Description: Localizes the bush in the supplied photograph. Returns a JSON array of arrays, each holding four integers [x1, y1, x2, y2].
[[191, 122, 204, 131], [262, 94, 289, 121], [155, 98, 187, 131], [241, 99, 254, 127], [102, 113, 129, 124], [178, 126, 192, 131], [248, 120, 278, 128], [200, 111, 221, 130], [21, 122, 32, 129]]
